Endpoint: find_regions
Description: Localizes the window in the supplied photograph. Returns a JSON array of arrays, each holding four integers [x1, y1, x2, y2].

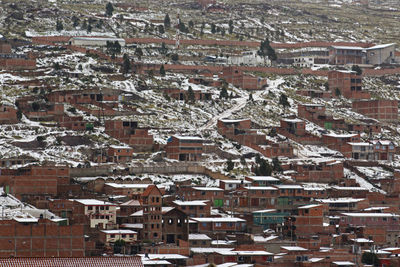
[[88, 206, 93, 210], [110, 234, 115, 238], [122, 234, 126, 238], [215, 222, 222, 227]]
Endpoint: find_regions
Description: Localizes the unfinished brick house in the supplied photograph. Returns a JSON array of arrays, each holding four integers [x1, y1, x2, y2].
[[165, 135, 203, 161], [0, 104, 18, 124], [161, 207, 188, 245], [177, 186, 224, 208], [322, 133, 360, 158], [107, 145, 134, 163], [141, 185, 163, 243], [172, 200, 211, 218], [1, 165, 70, 208], [105, 120, 153, 151], [277, 118, 321, 145], [49, 199, 117, 229], [217, 118, 294, 158], [297, 103, 346, 130], [352, 99, 398, 123], [219, 66, 268, 90], [163, 88, 212, 101], [328, 70, 370, 99], [294, 204, 325, 250], [289, 158, 344, 183], [0, 40, 36, 70], [0, 218, 86, 257]]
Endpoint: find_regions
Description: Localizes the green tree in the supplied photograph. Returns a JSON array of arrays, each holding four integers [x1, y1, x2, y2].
[[113, 239, 126, 254], [219, 86, 228, 99], [272, 157, 283, 172], [171, 53, 179, 61], [56, 20, 63, 32], [135, 47, 143, 60], [254, 158, 272, 176], [352, 64, 363, 75], [335, 88, 341, 97], [72, 16, 79, 27], [226, 159, 234, 172], [211, 23, 216, 34], [159, 42, 168, 55], [164, 13, 171, 29], [187, 86, 195, 102], [229, 20, 234, 34], [16, 110, 22, 120], [179, 21, 188, 33], [248, 93, 253, 101], [158, 24, 165, 34], [279, 93, 290, 108], [188, 20, 194, 28], [87, 23, 92, 33], [159, 64, 166, 76], [106, 2, 114, 17], [258, 38, 277, 61], [122, 54, 131, 75], [361, 252, 379, 267]]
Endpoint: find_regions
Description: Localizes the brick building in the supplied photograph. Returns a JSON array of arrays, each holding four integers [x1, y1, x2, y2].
[[329, 46, 364, 65], [352, 99, 398, 123], [107, 145, 134, 163], [178, 186, 224, 208], [219, 66, 268, 90], [322, 133, 360, 158], [294, 204, 324, 250], [162, 207, 188, 245], [165, 135, 203, 161], [298, 103, 346, 130], [141, 185, 163, 243], [2, 165, 70, 208], [277, 118, 321, 145], [104, 120, 154, 151], [0, 104, 19, 124], [328, 70, 370, 99], [0, 218, 86, 257]]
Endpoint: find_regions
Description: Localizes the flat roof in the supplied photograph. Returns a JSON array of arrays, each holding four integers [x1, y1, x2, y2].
[[189, 234, 212, 240], [246, 176, 280, 181], [298, 204, 321, 209], [101, 230, 137, 234], [244, 186, 278, 191], [73, 199, 115, 206], [105, 183, 152, 189], [341, 213, 400, 217], [281, 246, 308, 251], [191, 217, 246, 223], [173, 200, 208, 206], [192, 187, 224, 191]]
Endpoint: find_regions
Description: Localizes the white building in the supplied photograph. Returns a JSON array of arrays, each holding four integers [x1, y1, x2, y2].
[[69, 37, 126, 47]]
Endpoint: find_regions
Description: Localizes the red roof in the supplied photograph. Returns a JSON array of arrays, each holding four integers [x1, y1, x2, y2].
[[0, 257, 143, 267], [141, 185, 161, 197]]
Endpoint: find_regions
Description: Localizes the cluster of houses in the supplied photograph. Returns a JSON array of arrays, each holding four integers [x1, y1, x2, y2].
[[1, 28, 400, 267]]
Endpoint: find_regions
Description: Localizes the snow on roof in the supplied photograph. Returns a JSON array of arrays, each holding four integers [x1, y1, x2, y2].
[[73, 199, 115, 206], [341, 213, 400, 217], [138, 254, 188, 260], [211, 240, 236, 246], [323, 133, 358, 138], [281, 118, 303, 123], [331, 46, 364, 50], [105, 183, 152, 189], [191, 217, 246, 223], [101, 229, 137, 234], [316, 198, 365, 203], [192, 187, 224, 191], [189, 234, 212, 240], [331, 186, 368, 191], [173, 200, 208, 206], [363, 206, 389, 211], [275, 185, 303, 189], [244, 186, 278, 191], [332, 261, 355, 266], [191, 248, 234, 254], [350, 238, 373, 243], [222, 180, 251, 184], [220, 118, 248, 123], [246, 176, 280, 181], [309, 258, 324, 263], [173, 135, 203, 141], [253, 235, 279, 242], [362, 249, 391, 254], [142, 260, 172, 265], [13, 217, 39, 223], [366, 43, 396, 50], [216, 250, 273, 256], [381, 247, 400, 252], [252, 209, 277, 214], [347, 142, 372, 146], [281, 246, 308, 251], [298, 204, 321, 209], [110, 145, 132, 149]]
